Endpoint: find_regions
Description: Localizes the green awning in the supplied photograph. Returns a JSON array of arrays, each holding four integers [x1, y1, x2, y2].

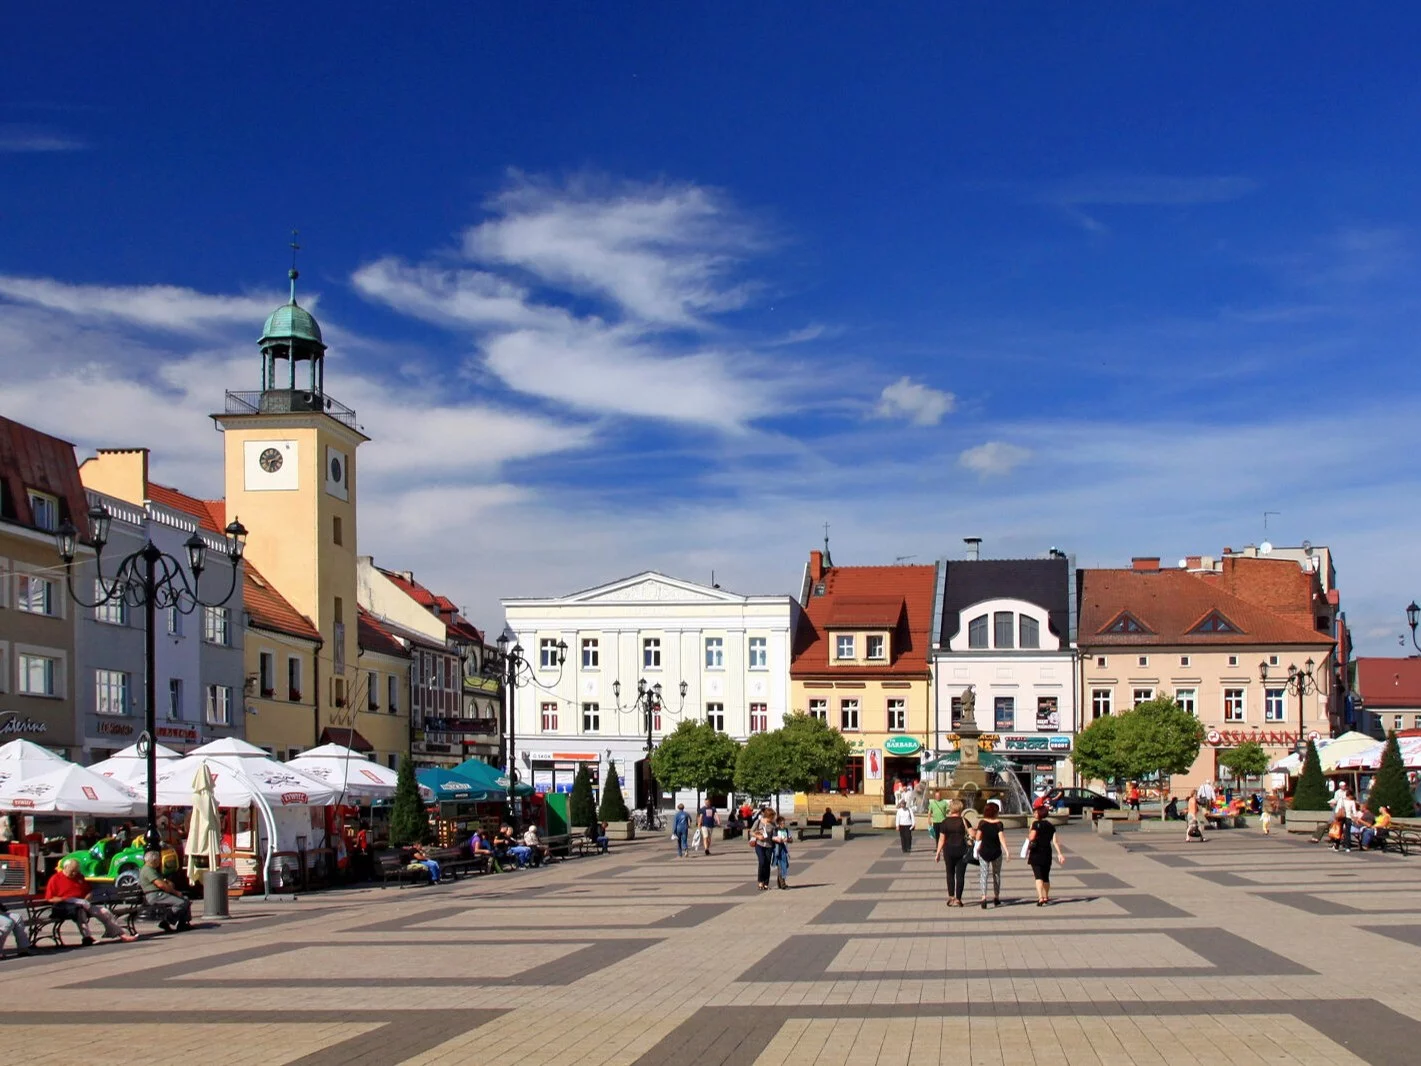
[[453, 757, 534, 796]]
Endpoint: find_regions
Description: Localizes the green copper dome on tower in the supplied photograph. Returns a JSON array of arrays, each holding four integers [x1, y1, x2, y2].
[[259, 268, 325, 350]]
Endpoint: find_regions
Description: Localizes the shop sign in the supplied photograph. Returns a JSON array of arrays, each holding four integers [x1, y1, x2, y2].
[[846, 738, 865, 754], [96, 720, 135, 737], [883, 736, 922, 756], [525, 751, 599, 762], [155, 724, 199, 743], [0, 712, 48, 736], [1205, 729, 1321, 747], [1001, 734, 1073, 753]]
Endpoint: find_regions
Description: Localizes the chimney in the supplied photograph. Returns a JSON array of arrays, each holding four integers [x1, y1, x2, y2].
[[1131, 557, 1160, 572], [80, 448, 150, 505], [809, 550, 825, 582], [964, 537, 981, 561]]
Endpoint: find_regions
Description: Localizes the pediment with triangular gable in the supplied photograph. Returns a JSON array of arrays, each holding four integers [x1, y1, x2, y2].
[[1100, 610, 1153, 635], [561, 571, 745, 606], [1188, 610, 1243, 635]]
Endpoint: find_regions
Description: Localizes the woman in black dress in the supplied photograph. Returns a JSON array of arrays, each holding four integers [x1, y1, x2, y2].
[[1027, 802, 1067, 905], [973, 801, 1010, 909], [933, 798, 971, 907]]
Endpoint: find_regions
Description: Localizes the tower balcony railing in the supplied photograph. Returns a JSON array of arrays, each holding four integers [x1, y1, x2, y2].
[[224, 389, 360, 430]]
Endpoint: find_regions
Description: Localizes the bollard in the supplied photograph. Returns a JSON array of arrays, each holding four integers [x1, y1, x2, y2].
[[201, 869, 231, 918], [1096, 817, 1115, 836]]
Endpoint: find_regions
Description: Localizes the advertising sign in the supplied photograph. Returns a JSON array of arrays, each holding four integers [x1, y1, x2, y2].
[[1035, 697, 1059, 731], [865, 748, 883, 780], [883, 736, 922, 757]]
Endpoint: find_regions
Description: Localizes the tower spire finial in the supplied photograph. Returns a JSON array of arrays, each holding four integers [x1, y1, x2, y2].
[[822, 520, 834, 568], [288, 229, 301, 303]]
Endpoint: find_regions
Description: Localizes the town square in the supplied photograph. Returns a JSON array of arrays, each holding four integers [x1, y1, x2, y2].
[[6, 5, 1421, 1064]]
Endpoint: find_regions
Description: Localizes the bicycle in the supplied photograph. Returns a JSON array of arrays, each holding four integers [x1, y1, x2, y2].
[[632, 809, 663, 833]]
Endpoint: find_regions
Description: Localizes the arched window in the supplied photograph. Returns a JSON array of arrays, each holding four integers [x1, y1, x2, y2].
[[1019, 615, 1040, 649], [968, 614, 988, 648], [994, 611, 1015, 649]]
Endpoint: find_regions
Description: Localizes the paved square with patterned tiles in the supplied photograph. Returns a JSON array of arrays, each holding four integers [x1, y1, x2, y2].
[[3, 825, 1420, 1065]]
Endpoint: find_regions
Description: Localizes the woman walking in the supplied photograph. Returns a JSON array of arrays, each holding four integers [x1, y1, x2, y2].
[[1026, 801, 1066, 906], [750, 808, 776, 891], [933, 798, 971, 907], [895, 798, 916, 853], [974, 800, 1009, 908], [772, 814, 792, 889]]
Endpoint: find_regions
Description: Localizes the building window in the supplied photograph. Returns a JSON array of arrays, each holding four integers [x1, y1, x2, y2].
[[1132, 688, 1154, 706], [968, 615, 989, 649], [1018, 616, 1040, 649], [27, 491, 58, 531], [1414, 714, 1421, 731], [887, 699, 906, 731], [166, 606, 181, 636], [643, 637, 661, 669], [367, 670, 379, 711], [94, 580, 126, 625], [333, 617, 345, 674], [1395, 714, 1405, 732], [840, 699, 860, 731], [387, 674, 397, 713], [1091, 689, 1112, 720], [581, 638, 599, 669], [541, 702, 558, 732], [951, 696, 965, 726], [206, 685, 233, 726], [1268, 655, 1279, 667], [1137, 656, 1149, 667], [259, 652, 275, 697], [539, 638, 561, 669], [865, 635, 886, 661], [17, 574, 56, 616], [750, 703, 768, 733], [749, 636, 768, 668], [808, 699, 827, 723], [1265, 688, 1285, 723], [1037, 697, 1059, 730], [19, 654, 56, 696], [286, 657, 302, 701], [706, 703, 725, 731], [1223, 688, 1246, 723], [167, 678, 183, 721], [581, 702, 600, 732], [836, 634, 855, 660], [1179, 655, 1191, 667], [652, 710, 662, 731], [1096, 656, 1107, 668], [994, 697, 1015, 731], [334, 677, 347, 708], [1175, 689, 1196, 716], [95, 670, 130, 715], [994, 612, 1014, 649], [203, 606, 230, 646], [705, 637, 724, 669], [1227, 655, 1239, 668], [332, 515, 343, 546]]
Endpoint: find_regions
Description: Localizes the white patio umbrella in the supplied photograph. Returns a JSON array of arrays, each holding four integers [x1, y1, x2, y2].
[[289, 744, 398, 801], [185, 762, 222, 879], [154, 754, 339, 809], [1335, 736, 1421, 771], [0, 763, 142, 816], [89, 742, 183, 787], [0, 738, 71, 790]]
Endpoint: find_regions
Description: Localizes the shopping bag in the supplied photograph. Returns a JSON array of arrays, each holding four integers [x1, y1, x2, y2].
[[1019, 839, 1030, 860]]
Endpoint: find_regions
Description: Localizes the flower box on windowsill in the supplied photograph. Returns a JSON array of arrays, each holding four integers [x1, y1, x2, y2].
[[261, 688, 274, 699], [288, 691, 301, 702]]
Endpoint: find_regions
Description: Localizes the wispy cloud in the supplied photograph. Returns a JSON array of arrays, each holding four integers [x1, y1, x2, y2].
[[0, 276, 284, 333], [0, 124, 86, 152], [874, 377, 956, 426], [958, 441, 1030, 478]]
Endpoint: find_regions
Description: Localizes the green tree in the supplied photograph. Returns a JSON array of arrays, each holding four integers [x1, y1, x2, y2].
[[778, 712, 852, 792], [1218, 741, 1271, 782], [1073, 698, 1203, 819], [569, 763, 597, 828], [598, 760, 631, 822], [389, 760, 429, 846], [1072, 714, 1130, 790], [735, 731, 795, 800], [1292, 738, 1330, 810], [1366, 730, 1416, 817], [650, 719, 740, 800]]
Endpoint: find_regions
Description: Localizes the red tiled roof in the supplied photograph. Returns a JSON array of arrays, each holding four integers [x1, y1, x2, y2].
[[358, 608, 409, 659], [244, 564, 321, 642], [1355, 658, 1421, 709], [825, 596, 906, 628], [147, 481, 227, 535], [1079, 569, 1334, 647], [0, 415, 89, 539], [791, 561, 936, 678], [378, 566, 483, 644], [1197, 556, 1320, 630]]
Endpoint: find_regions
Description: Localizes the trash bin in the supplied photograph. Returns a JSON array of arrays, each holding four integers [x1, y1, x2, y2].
[[201, 869, 230, 918]]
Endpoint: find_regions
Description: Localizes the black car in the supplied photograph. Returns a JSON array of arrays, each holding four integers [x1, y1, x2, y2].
[[1044, 787, 1119, 815]]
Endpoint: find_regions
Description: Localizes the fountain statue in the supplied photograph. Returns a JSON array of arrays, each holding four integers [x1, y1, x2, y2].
[[920, 685, 1032, 827]]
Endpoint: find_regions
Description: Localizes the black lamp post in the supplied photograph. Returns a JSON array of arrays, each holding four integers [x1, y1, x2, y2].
[[56, 504, 247, 850], [1406, 602, 1421, 653], [484, 625, 565, 811], [1260, 657, 1328, 759], [612, 676, 687, 826]]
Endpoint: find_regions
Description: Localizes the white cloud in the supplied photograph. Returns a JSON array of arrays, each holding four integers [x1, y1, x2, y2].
[[0, 124, 86, 152], [0, 276, 283, 333], [874, 377, 956, 426], [958, 441, 1031, 478]]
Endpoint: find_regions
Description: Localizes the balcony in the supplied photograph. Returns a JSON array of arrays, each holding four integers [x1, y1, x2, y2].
[[224, 390, 360, 431]]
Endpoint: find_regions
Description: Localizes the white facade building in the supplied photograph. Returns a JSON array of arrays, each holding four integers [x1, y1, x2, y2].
[[502, 572, 796, 810]]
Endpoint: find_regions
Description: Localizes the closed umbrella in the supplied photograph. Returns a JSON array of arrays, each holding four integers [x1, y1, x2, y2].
[[185, 762, 222, 880]]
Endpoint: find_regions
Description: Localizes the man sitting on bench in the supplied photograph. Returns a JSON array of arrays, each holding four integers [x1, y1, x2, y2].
[[139, 851, 191, 931], [46, 858, 136, 944]]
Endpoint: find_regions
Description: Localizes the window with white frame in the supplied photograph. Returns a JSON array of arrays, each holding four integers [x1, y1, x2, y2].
[[259, 652, 275, 697], [749, 636, 768, 668], [288, 657, 302, 701], [840, 699, 860, 731], [1175, 688, 1197, 716], [994, 696, 1015, 730], [167, 678, 183, 720], [539, 638, 561, 669], [19, 654, 56, 696], [581, 638, 599, 669], [367, 670, 379, 710], [951, 696, 965, 726], [866, 634, 886, 660], [706, 702, 725, 731], [581, 702, 600, 732], [95, 670, 130, 715], [166, 606, 182, 636], [203, 606, 230, 646], [1132, 687, 1154, 706], [836, 634, 855, 660], [887, 698, 906, 731], [808, 698, 827, 723], [749, 703, 768, 733], [206, 684, 233, 725], [643, 637, 661, 669], [1091, 689, 1113, 720], [1179, 655, 1191, 667], [968, 615, 988, 648], [541, 702, 558, 732], [94, 580, 126, 625], [1265, 688, 1286, 722], [1414, 714, 1421, 730], [27, 491, 58, 531], [1227, 655, 1239, 667], [1018, 616, 1040, 649], [652, 709, 662, 731], [1137, 656, 1149, 667], [17, 574, 55, 616], [994, 612, 1015, 649], [1096, 656, 1107, 667], [1223, 688, 1246, 722], [387, 674, 398, 713], [704, 637, 724, 668], [1396, 714, 1406, 732]]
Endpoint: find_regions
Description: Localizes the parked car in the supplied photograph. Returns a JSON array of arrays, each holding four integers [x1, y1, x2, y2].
[[1045, 788, 1119, 816], [60, 837, 179, 892]]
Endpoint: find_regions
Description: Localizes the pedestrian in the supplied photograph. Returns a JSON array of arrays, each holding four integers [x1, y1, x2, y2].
[[895, 798, 916, 853], [927, 789, 949, 846], [1126, 782, 1141, 812], [672, 803, 691, 858], [1027, 802, 1066, 906], [699, 801, 719, 856], [1186, 790, 1206, 843], [973, 800, 1009, 908], [933, 798, 971, 907], [0, 898, 34, 957], [749, 808, 776, 891], [1331, 784, 1356, 852], [772, 814, 792, 889]]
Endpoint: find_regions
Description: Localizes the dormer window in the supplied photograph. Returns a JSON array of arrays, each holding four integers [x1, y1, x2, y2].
[[1190, 611, 1240, 634], [1103, 612, 1151, 635], [27, 490, 58, 532], [968, 615, 988, 648], [866, 634, 885, 660], [993, 612, 1014, 649], [1019, 616, 1040, 649], [836, 635, 855, 660]]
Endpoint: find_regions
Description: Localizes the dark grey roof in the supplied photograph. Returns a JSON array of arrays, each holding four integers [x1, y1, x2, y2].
[[938, 558, 1071, 645]]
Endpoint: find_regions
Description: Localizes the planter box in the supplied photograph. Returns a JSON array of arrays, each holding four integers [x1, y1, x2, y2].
[[1285, 810, 1332, 834], [831, 824, 850, 842], [604, 821, 635, 841]]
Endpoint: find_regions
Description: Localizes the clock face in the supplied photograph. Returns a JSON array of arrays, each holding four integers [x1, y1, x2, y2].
[[329, 456, 342, 483], [259, 447, 284, 473]]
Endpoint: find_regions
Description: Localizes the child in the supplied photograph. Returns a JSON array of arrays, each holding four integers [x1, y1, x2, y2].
[[772, 815, 792, 890]]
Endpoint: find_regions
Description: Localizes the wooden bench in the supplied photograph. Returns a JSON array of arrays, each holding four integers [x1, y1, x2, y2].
[[377, 854, 432, 889], [795, 823, 833, 842], [423, 848, 488, 881], [109, 886, 181, 934]]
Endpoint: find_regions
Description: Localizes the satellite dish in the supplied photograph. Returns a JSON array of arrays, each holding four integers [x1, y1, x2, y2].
[[1302, 539, 1313, 555], [1259, 541, 1273, 555], [1177, 559, 1188, 569]]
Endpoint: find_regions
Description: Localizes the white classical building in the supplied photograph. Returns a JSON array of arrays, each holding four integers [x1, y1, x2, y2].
[[502, 572, 797, 810]]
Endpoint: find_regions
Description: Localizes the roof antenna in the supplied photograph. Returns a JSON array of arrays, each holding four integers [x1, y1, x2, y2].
[[711, 569, 720, 590], [288, 228, 301, 303], [822, 521, 834, 568], [894, 554, 916, 563]]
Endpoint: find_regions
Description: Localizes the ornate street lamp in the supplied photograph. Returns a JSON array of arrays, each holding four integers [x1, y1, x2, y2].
[[1406, 602, 1421, 653], [612, 676, 688, 828], [1260, 657, 1328, 759], [56, 504, 247, 849], [484, 626, 565, 809]]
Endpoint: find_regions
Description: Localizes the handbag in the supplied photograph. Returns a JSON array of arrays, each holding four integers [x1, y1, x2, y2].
[[1019, 838, 1030, 860]]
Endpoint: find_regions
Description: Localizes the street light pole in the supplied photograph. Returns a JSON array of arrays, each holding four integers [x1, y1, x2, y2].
[[1260, 658, 1327, 760], [57, 505, 247, 850], [486, 626, 565, 813], [612, 677, 687, 825]]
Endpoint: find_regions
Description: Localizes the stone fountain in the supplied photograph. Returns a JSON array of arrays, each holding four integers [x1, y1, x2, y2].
[[921, 685, 1033, 828]]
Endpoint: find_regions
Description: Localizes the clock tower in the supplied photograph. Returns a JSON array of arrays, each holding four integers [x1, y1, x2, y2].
[[213, 265, 369, 730]]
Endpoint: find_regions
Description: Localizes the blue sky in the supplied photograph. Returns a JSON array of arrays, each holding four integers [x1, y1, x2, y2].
[[3, 5, 1420, 651]]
